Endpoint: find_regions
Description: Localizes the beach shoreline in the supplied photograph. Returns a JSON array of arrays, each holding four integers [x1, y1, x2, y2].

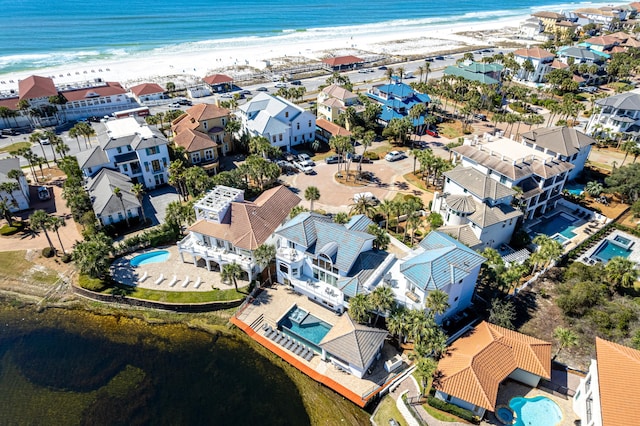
[[0, 15, 528, 91]]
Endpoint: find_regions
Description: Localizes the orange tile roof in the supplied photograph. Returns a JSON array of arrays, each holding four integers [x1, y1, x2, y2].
[[595, 337, 640, 426], [435, 321, 551, 412], [513, 47, 555, 59], [322, 55, 364, 67], [186, 103, 229, 121], [551, 59, 569, 69], [61, 82, 126, 102], [203, 74, 233, 85], [188, 185, 300, 250], [316, 119, 351, 137], [18, 75, 57, 101], [129, 83, 165, 96], [585, 35, 619, 46], [173, 128, 217, 153], [0, 97, 19, 110]]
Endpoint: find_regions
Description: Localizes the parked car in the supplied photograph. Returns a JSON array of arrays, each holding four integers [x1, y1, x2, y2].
[[1, 128, 17, 136], [168, 102, 182, 108], [239, 90, 251, 96], [177, 98, 192, 105], [274, 82, 287, 88], [256, 87, 269, 92], [349, 154, 373, 164], [293, 161, 314, 174], [37, 186, 51, 201], [39, 137, 50, 145], [473, 113, 487, 121], [353, 192, 379, 205], [385, 151, 405, 162], [434, 56, 445, 60], [276, 160, 297, 173], [378, 66, 388, 70], [425, 128, 439, 137], [325, 155, 345, 164], [297, 153, 314, 165], [290, 80, 302, 86]]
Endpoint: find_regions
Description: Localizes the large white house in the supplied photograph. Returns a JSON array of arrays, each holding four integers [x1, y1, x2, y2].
[[573, 337, 640, 426], [450, 135, 574, 220], [586, 89, 640, 142], [86, 169, 141, 226], [76, 117, 170, 188], [0, 158, 30, 212], [177, 185, 300, 281], [513, 47, 556, 83], [237, 93, 316, 151]]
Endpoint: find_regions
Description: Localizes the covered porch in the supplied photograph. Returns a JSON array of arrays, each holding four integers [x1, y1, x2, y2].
[[177, 234, 255, 280]]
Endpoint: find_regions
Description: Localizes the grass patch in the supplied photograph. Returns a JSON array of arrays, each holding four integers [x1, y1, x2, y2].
[[0, 221, 26, 236], [105, 286, 248, 303], [0, 141, 30, 154], [437, 121, 465, 139], [0, 251, 56, 284], [423, 403, 462, 422], [373, 395, 406, 426]]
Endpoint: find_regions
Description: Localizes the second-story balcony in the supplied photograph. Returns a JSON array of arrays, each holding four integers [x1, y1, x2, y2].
[[177, 235, 252, 270]]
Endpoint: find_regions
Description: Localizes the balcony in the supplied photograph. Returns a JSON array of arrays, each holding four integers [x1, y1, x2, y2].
[[177, 235, 252, 269], [277, 247, 299, 262], [289, 275, 343, 308]]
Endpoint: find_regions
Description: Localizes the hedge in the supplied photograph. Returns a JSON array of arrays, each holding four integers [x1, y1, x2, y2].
[[78, 274, 109, 292], [0, 221, 25, 236], [427, 395, 479, 423]]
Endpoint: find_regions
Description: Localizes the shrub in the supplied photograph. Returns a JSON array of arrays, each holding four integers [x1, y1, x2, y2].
[[364, 151, 379, 160], [42, 246, 55, 258], [78, 274, 108, 292], [61, 253, 72, 263], [427, 396, 479, 423]]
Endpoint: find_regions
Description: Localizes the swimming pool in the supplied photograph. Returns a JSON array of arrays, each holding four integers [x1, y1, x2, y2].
[[130, 250, 170, 266], [279, 306, 332, 351], [509, 396, 562, 426], [529, 212, 579, 240], [564, 182, 585, 196], [592, 240, 632, 263]]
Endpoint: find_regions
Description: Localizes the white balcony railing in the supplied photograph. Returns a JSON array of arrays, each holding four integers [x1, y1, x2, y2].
[[178, 236, 252, 269]]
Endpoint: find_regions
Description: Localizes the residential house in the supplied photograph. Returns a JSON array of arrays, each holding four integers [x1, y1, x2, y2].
[[0, 158, 30, 212], [381, 231, 486, 320], [317, 314, 387, 378], [85, 168, 141, 226], [203, 74, 233, 93], [366, 78, 430, 128], [431, 166, 522, 249], [521, 126, 596, 181], [581, 35, 621, 53], [434, 321, 551, 419], [315, 119, 351, 144], [237, 93, 316, 151], [513, 47, 556, 83], [76, 117, 170, 188], [274, 212, 392, 313], [531, 11, 577, 36], [316, 84, 363, 129], [177, 185, 300, 281], [321, 55, 364, 71], [519, 17, 544, 40], [574, 7, 626, 30], [586, 89, 640, 141], [129, 83, 166, 103], [450, 134, 574, 220], [556, 46, 608, 65], [443, 61, 503, 85], [573, 337, 640, 426], [0, 97, 30, 129], [171, 103, 231, 171]]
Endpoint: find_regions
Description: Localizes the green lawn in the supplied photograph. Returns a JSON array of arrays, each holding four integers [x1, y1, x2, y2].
[[373, 395, 406, 426], [105, 285, 248, 303], [0, 141, 31, 154], [0, 250, 59, 285]]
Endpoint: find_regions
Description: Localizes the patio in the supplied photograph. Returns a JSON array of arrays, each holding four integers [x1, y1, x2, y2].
[[110, 245, 247, 292]]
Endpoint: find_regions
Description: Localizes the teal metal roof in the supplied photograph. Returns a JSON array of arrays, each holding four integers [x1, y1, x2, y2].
[[443, 66, 500, 85], [275, 212, 331, 247]]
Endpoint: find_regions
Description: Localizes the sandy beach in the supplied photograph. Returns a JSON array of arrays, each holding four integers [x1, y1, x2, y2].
[[0, 15, 528, 91]]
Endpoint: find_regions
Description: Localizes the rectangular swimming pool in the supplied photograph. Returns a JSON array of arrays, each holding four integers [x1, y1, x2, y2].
[[279, 306, 332, 350], [592, 240, 632, 263], [529, 212, 579, 239]]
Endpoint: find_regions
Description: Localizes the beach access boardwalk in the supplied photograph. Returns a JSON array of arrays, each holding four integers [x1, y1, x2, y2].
[[231, 284, 409, 407]]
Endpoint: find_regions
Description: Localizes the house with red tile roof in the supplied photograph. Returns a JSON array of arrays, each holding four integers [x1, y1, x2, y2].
[[531, 11, 576, 36], [177, 185, 300, 281], [573, 338, 640, 426], [513, 47, 556, 83], [316, 84, 363, 130], [18, 75, 58, 105], [171, 103, 232, 171], [434, 321, 551, 419], [129, 83, 166, 103], [321, 55, 364, 71], [315, 119, 351, 143], [203, 74, 233, 93]]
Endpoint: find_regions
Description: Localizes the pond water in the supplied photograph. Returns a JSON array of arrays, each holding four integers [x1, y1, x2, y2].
[[0, 305, 309, 425]]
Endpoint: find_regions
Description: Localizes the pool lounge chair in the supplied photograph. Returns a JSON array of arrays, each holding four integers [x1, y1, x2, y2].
[[139, 271, 148, 282], [181, 276, 190, 288], [277, 334, 287, 345], [304, 351, 314, 361], [154, 274, 164, 285], [271, 331, 280, 341], [286, 339, 296, 350], [168, 275, 178, 287], [194, 277, 202, 289]]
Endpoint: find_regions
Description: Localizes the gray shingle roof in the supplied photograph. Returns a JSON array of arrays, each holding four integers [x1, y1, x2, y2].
[[275, 212, 332, 248], [319, 314, 387, 370], [76, 145, 109, 170], [521, 126, 595, 157], [468, 203, 522, 227], [444, 166, 515, 200], [86, 169, 140, 216], [596, 90, 640, 111], [437, 224, 483, 250], [444, 194, 476, 214]]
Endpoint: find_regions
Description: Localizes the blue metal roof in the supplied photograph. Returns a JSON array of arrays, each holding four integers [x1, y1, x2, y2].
[[400, 231, 486, 291], [275, 212, 331, 248]]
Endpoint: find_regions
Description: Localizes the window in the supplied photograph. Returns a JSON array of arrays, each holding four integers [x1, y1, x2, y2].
[[191, 152, 201, 163], [500, 175, 507, 184], [144, 162, 149, 172], [279, 134, 283, 141], [127, 145, 132, 152], [117, 147, 122, 154], [285, 111, 289, 118], [203, 121, 208, 130], [308, 120, 312, 127], [294, 136, 297, 142], [272, 136, 276, 143], [152, 159, 161, 172], [204, 149, 214, 160], [454, 296, 458, 302], [296, 123, 300, 130], [146, 146, 159, 155], [279, 263, 289, 274], [122, 164, 128, 172]]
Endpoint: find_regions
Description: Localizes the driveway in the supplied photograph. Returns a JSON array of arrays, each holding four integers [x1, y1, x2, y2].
[[143, 186, 181, 226]]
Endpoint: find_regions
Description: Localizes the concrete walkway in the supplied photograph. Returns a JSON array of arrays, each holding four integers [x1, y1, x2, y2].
[[388, 375, 468, 426]]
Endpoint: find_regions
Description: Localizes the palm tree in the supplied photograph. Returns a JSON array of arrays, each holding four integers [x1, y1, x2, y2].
[[387, 308, 409, 343], [620, 140, 636, 166], [50, 216, 66, 255], [348, 294, 371, 324], [349, 195, 377, 218], [369, 285, 395, 326], [29, 133, 50, 168], [254, 243, 276, 285], [553, 326, 578, 359], [131, 183, 146, 224], [415, 356, 438, 396], [425, 289, 449, 317], [304, 186, 320, 211], [379, 199, 395, 232], [7, 169, 24, 198], [585, 181, 604, 197], [221, 262, 243, 292], [30, 209, 55, 250], [333, 212, 349, 224], [605, 256, 639, 292], [112, 187, 130, 227]]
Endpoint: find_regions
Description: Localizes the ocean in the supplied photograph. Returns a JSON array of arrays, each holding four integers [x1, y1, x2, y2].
[[1, 0, 614, 75]]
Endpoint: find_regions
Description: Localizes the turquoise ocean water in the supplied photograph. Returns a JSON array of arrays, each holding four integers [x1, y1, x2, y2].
[[1, 0, 613, 74]]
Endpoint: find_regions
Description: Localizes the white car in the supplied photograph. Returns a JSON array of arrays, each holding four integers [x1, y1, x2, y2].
[[293, 161, 314, 174], [167, 102, 181, 108], [298, 154, 315, 165], [385, 151, 405, 162], [274, 82, 288, 89], [353, 192, 379, 205]]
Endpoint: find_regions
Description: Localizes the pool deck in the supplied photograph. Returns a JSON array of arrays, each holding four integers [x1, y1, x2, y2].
[[110, 245, 246, 292], [231, 284, 408, 407], [484, 379, 578, 425], [578, 229, 640, 265]]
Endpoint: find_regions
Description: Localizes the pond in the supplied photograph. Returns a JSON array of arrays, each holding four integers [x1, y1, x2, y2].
[[0, 305, 309, 425]]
